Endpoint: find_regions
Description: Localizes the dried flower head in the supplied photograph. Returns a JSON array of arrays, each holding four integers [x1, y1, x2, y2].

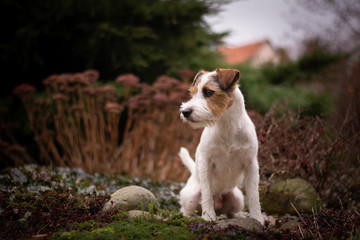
[[52, 93, 69, 101], [43, 74, 59, 86], [169, 91, 186, 103], [55, 74, 72, 85], [141, 85, 154, 95], [13, 84, 36, 98], [176, 69, 195, 82], [105, 102, 123, 113], [128, 95, 150, 108], [153, 93, 169, 103], [83, 87, 96, 96], [69, 73, 92, 85], [153, 75, 180, 90], [83, 69, 99, 84], [116, 74, 140, 87], [95, 85, 116, 94]]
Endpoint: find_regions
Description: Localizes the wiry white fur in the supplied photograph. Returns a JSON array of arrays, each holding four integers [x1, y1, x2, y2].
[[179, 70, 264, 223], [180, 76, 215, 129], [179, 147, 196, 175]]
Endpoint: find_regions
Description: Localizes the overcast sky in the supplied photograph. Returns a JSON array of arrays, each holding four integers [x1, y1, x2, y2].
[[204, 0, 334, 57]]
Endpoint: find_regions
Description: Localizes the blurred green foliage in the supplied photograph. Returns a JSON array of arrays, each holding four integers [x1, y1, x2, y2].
[[224, 50, 346, 115], [0, 0, 227, 93]]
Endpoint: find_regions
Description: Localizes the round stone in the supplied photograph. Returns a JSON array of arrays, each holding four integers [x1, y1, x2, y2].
[[102, 185, 158, 212], [216, 218, 263, 231]]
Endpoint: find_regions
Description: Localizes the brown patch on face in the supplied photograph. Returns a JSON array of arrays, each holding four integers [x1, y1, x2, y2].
[[189, 70, 207, 96], [189, 84, 198, 96], [203, 80, 235, 118]]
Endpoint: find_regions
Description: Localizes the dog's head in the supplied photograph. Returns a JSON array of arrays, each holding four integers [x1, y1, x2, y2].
[[180, 68, 240, 129]]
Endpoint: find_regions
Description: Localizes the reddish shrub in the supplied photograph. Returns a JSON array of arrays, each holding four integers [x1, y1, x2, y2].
[[254, 104, 360, 208]]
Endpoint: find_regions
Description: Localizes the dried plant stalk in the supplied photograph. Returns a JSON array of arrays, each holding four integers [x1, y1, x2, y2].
[[14, 70, 201, 181]]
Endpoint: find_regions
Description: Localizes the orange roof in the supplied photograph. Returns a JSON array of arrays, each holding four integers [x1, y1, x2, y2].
[[218, 40, 268, 64]]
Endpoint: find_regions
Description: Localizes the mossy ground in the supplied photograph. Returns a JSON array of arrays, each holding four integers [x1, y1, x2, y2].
[[0, 165, 184, 239], [51, 210, 197, 240], [1, 165, 359, 240]]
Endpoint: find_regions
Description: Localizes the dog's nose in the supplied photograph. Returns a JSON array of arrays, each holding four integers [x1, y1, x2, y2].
[[181, 109, 193, 119]]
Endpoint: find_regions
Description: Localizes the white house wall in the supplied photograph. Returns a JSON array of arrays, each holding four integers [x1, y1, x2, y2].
[[250, 43, 280, 67]]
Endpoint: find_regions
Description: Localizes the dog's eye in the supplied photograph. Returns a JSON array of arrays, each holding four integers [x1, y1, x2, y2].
[[203, 88, 214, 98]]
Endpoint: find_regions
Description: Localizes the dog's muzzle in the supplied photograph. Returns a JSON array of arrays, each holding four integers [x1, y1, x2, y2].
[[181, 109, 193, 119]]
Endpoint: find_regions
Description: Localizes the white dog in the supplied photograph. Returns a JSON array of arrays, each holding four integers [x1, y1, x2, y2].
[[179, 68, 264, 223]]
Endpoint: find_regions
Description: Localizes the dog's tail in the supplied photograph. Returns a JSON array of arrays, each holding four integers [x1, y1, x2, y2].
[[179, 147, 196, 175]]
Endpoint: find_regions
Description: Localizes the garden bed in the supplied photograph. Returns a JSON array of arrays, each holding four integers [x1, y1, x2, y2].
[[1, 165, 359, 239]]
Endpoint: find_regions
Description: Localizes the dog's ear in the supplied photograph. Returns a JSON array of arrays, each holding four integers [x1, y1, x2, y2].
[[216, 68, 240, 91], [192, 70, 206, 86]]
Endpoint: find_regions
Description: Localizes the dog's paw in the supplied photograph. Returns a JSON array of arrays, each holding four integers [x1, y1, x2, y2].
[[232, 211, 248, 219], [250, 213, 264, 224], [202, 210, 216, 222]]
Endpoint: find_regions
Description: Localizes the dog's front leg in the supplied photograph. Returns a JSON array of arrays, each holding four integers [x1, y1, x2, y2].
[[197, 155, 216, 221], [244, 160, 264, 223]]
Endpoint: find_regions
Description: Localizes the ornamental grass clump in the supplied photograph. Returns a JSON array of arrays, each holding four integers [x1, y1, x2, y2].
[[114, 74, 201, 181], [14, 70, 122, 173], [13, 69, 201, 180]]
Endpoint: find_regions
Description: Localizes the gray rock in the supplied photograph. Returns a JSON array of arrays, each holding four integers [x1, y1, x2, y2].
[[102, 185, 157, 212], [280, 219, 301, 232], [216, 218, 263, 231], [128, 210, 148, 218], [260, 178, 319, 215], [128, 210, 162, 220]]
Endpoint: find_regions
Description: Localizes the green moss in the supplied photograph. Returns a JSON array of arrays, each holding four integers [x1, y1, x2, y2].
[[64, 220, 106, 231], [112, 210, 129, 220], [56, 202, 203, 239], [49, 205, 198, 240], [50, 215, 195, 240], [260, 178, 320, 215]]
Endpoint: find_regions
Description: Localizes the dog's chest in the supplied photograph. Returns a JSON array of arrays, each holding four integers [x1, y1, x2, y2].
[[208, 149, 244, 173], [206, 149, 245, 193]]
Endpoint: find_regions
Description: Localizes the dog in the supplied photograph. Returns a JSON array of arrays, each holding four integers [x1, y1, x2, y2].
[[178, 68, 264, 223]]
